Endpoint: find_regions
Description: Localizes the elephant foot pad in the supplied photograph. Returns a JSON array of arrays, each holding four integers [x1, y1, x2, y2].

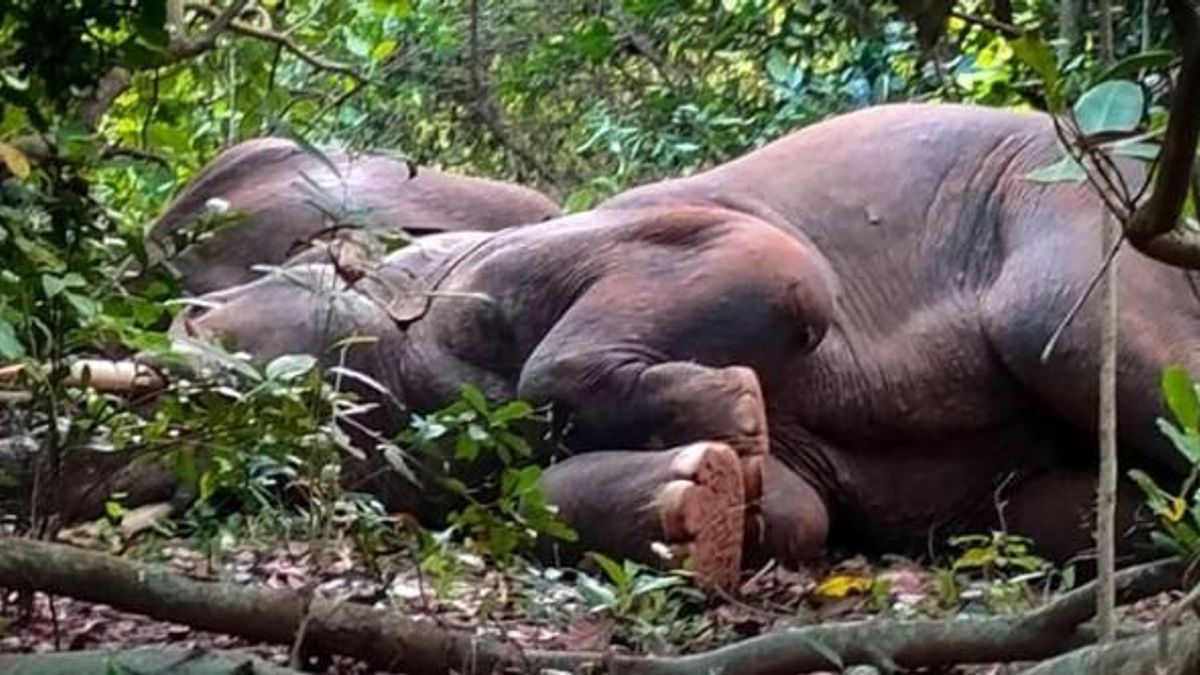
[[656, 442, 747, 589]]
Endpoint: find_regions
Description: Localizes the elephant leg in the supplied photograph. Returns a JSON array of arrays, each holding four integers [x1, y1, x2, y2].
[[749, 455, 831, 569], [538, 441, 748, 588], [987, 468, 1152, 568], [521, 360, 769, 507], [521, 359, 771, 577], [982, 246, 1200, 479]]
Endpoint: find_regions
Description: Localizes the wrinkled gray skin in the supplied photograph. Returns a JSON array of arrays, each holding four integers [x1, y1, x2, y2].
[[142, 103, 1197, 577], [147, 137, 562, 295]]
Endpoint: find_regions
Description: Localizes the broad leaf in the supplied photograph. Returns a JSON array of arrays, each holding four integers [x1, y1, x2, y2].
[[1074, 80, 1144, 136], [1162, 365, 1200, 432], [0, 318, 24, 359], [1108, 140, 1159, 160], [264, 354, 317, 382], [1024, 155, 1086, 183], [1094, 50, 1177, 84], [1010, 36, 1061, 111]]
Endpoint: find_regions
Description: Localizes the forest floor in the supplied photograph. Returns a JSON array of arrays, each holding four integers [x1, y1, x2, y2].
[[0, 521, 1183, 674]]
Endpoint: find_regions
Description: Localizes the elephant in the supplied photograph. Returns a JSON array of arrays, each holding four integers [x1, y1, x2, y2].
[[145, 137, 562, 295], [48, 102, 1194, 588]]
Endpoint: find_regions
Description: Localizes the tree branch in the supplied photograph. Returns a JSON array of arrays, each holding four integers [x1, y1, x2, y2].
[[169, 0, 252, 59], [463, 0, 562, 192], [1125, 0, 1200, 267], [184, 2, 366, 82]]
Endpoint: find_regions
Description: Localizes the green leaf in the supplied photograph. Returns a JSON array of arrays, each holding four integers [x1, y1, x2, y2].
[[1094, 50, 1177, 84], [198, 470, 217, 502], [1108, 140, 1159, 160], [631, 574, 683, 596], [1157, 419, 1200, 464], [765, 51, 792, 84], [1024, 155, 1086, 183], [491, 400, 533, 425], [590, 552, 628, 587], [1010, 36, 1061, 111], [104, 500, 126, 521], [371, 39, 399, 63], [0, 317, 24, 359], [460, 383, 488, 412], [454, 432, 479, 461], [1163, 365, 1200, 432], [578, 572, 618, 610], [1073, 80, 1144, 136], [65, 292, 99, 318], [1129, 468, 1175, 515], [953, 546, 997, 570], [264, 354, 317, 382], [575, 19, 614, 63], [41, 274, 68, 298]]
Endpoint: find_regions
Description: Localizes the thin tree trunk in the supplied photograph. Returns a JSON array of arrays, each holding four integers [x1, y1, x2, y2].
[[1060, 0, 1083, 59], [1097, 210, 1120, 645], [1095, 0, 1119, 647], [1100, 0, 1116, 61]]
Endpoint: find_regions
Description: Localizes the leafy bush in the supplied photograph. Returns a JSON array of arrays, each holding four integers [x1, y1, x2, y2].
[[577, 552, 709, 651], [1129, 365, 1200, 559], [402, 384, 577, 562]]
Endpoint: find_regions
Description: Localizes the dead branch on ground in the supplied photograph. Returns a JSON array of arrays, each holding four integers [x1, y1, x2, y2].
[[0, 647, 308, 675], [0, 537, 1185, 675]]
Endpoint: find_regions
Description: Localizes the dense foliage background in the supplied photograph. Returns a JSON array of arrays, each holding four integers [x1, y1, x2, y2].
[[5, 1, 1200, 669]]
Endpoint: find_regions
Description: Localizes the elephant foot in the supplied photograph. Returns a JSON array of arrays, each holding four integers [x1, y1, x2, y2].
[[656, 441, 748, 589], [539, 440, 764, 589]]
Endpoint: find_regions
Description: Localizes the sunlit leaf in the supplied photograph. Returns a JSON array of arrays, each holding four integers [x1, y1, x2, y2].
[[814, 572, 873, 598], [371, 39, 399, 63], [1162, 365, 1200, 433], [0, 142, 31, 179]]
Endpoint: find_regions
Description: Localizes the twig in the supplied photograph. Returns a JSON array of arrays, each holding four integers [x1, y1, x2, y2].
[[949, 10, 1022, 38], [1039, 230, 1126, 362], [100, 145, 174, 172]]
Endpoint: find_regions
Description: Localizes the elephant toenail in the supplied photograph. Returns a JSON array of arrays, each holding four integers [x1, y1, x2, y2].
[[733, 393, 761, 435]]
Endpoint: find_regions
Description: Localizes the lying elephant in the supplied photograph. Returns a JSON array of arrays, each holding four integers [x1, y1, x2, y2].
[[145, 137, 562, 295], [78, 103, 1191, 587]]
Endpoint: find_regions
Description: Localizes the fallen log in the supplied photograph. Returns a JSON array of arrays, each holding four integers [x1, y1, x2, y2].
[[0, 647, 306, 675], [1020, 624, 1200, 675], [0, 537, 1184, 675], [596, 557, 1184, 675], [0, 537, 524, 674]]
